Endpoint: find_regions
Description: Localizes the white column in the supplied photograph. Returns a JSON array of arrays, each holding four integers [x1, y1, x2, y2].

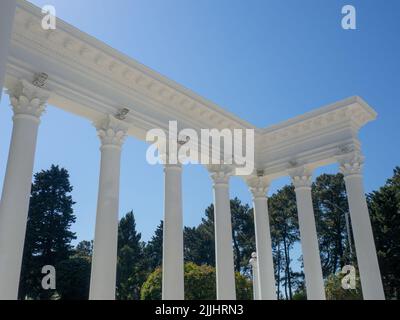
[[0, 79, 49, 300], [249, 252, 259, 300], [0, 0, 17, 101], [290, 166, 326, 300], [339, 153, 385, 300], [89, 115, 127, 300], [162, 163, 184, 300], [208, 165, 236, 300], [246, 175, 276, 300]]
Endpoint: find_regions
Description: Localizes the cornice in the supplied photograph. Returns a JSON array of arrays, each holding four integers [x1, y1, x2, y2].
[[12, 0, 254, 132], [4, 1, 378, 179], [258, 97, 376, 150]]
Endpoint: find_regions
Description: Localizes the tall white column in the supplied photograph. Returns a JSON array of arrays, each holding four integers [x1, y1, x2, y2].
[[89, 115, 127, 300], [0, 79, 49, 300], [249, 252, 259, 300], [162, 163, 184, 300], [0, 0, 17, 101], [339, 152, 385, 300], [208, 165, 236, 300], [246, 174, 276, 300], [290, 166, 326, 300]]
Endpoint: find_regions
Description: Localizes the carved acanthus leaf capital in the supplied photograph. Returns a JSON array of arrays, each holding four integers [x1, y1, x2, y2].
[[338, 151, 364, 177], [7, 79, 50, 119], [289, 165, 313, 189], [95, 115, 128, 147], [207, 164, 233, 185], [245, 174, 269, 199]]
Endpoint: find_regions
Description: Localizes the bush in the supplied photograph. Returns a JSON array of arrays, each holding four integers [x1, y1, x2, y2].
[[141, 262, 252, 300], [325, 272, 362, 300], [56, 257, 91, 300]]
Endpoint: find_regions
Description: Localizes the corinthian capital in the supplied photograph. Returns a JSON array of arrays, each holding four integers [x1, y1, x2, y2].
[[245, 174, 269, 199], [338, 151, 364, 177], [94, 115, 128, 148], [7, 79, 50, 119], [207, 164, 233, 185], [289, 165, 313, 190]]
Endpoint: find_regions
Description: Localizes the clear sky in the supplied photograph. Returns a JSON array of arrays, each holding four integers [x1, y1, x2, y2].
[[0, 0, 399, 247]]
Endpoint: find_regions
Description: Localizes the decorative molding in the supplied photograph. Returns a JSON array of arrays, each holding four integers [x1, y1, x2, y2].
[[207, 164, 233, 185], [94, 115, 128, 148], [245, 174, 269, 199], [4, 1, 378, 180], [7, 78, 50, 119], [12, 1, 252, 131], [32, 72, 48, 88], [114, 108, 129, 120], [289, 165, 313, 190], [338, 151, 364, 177]]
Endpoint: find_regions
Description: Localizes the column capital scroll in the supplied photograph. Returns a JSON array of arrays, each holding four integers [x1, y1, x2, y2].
[[245, 174, 270, 199], [338, 151, 364, 178], [94, 114, 128, 148], [289, 165, 313, 190], [207, 164, 233, 185], [7, 78, 50, 120]]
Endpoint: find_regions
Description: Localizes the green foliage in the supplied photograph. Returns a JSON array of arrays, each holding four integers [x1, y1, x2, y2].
[[325, 272, 362, 300], [268, 185, 300, 300], [19, 165, 76, 300], [74, 240, 93, 259], [141, 263, 252, 300], [116, 211, 147, 300], [56, 257, 91, 300], [145, 221, 163, 270], [313, 173, 352, 276], [368, 167, 400, 299], [184, 198, 255, 274], [140, 267, 162, 300], [184, 206, 215, 267]]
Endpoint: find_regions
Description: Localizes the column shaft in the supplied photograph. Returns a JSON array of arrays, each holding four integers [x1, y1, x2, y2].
[[0, 116, 40, 299], [162, 165, 184, 300], [0, 0, 17, 101], [213, 182, 236, 300], [344, 174, 385, 299], [253, 197, 276, 300], [89, 115, 127, 300], [294, 186, 326, 300], [0, 79, 48, 300]]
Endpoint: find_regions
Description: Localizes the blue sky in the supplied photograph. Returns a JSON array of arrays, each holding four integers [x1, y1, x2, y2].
[[1, 0, 399, 249]]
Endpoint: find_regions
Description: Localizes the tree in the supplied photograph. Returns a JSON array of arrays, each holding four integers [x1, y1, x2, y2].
[[368, 167, 400, 299], [145, 221, 163, 271], [56, 257, 91, 300], [74, 240, 93, 259], [184, 205, 215, 267], [325, 272, 362, 300], [269, 185, 300, 300], [312, 174, 351, 277], [184, 198, 255, 273], [116, 211, 147, 300], [141, 262, 252, 300], [19, 165, 76, 300]]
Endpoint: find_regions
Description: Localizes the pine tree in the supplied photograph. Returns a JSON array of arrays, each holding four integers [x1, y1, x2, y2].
[[145, 221, 163, 271], [116, 211, 147, 300], [312, 173, 351, 276], [19, 165, 76, 299], [269, 185, 299, 300], [368, 167, 400, 299]]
